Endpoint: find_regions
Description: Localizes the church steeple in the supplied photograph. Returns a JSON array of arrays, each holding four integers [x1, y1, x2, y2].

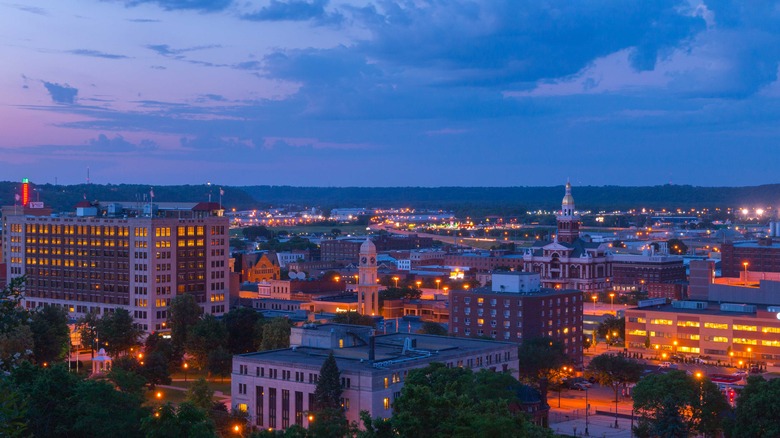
[[357, 237, 379, 315], [557, 180, 580, 244]]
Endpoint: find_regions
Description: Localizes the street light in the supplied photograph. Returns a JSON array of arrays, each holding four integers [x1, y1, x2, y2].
[[591, 294, 598, 311], [609, 293, 615, 312], [392, 276, 399, 288], [743, 261, 750, 286], [183, 363, 189, 382], [435, 279, 441, 290], [416, 280, 422, 289]]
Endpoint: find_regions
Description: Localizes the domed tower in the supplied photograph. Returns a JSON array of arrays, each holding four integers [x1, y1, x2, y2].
[[556, 180, 580, 244], [357, 238, 380, 315]]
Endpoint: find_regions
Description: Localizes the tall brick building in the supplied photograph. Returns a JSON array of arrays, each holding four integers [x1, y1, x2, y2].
[[2, 201, 229, 333], [721, 239, 780, 278], [449, 272, 583, 363]]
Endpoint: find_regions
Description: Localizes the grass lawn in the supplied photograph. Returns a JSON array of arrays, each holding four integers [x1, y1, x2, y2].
[[167, 378, 232, 396], [144, 387, 188, 406]]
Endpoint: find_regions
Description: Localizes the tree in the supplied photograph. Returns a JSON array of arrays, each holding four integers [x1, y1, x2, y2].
[[143, 351, 172, 388], [517, 337, 568, 382], [379, 287, 422, 302], [168, 293, 202, 360], [391, 363, 552, 438], [76, 311, 100, 358], [667, 238, 688, 255], [310, 352, 348, 438], [186, 378, 214, 411], [730, 376, 780, 437], [224, 307, 262, 354], [141, 402, 216, 438], [207, 347, 233, 382], [30, 305, 70, 365], [0, 379, 28, 438], [417, 322, 448, 336], [632, 370, 728, 438], [260, 317, 292, 351], [0, 277, 35, 370], [243, 225, 274, 241], [596, 316, 625, 345], [98, 308, 143, 357], [331, 312, 375, 327], [186, 315, 227, 371], [587, 354, 644, 428]]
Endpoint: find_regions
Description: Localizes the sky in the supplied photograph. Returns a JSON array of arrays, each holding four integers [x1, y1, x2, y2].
[[1, 0, 780, 187]]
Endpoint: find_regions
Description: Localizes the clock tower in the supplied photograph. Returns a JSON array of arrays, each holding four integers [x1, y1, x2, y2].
[[357, 238, 380, 315]]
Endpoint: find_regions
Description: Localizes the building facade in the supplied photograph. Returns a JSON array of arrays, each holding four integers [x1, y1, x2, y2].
[[231, 324, 519, 430], [2, 202, 229, 332], [611, 253, 687, 293], [357, 238, 380, 315], [522, 182, 612, 292], [721, 239, 780, 278], [449, 272, 584, 363]]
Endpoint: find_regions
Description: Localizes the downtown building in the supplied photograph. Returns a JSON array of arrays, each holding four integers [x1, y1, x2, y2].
[[2, 201, 230, 333], [231, 323, 522, 430], [449, 272, 584, 364]]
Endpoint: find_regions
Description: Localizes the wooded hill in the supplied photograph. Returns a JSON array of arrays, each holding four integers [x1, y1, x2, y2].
[[1, 181, 779, 217]]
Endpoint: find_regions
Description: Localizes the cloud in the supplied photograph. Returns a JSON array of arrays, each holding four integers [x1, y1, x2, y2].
[[262, 136, 371, 150], [8, 4, 47, 15], [126, 18, 160, 23], [242, 0, 342, 24], [68, 49, 130, 60], [88, 134, 158, 152], [119, 0, 232, 12], [42, 81, 78, 104]]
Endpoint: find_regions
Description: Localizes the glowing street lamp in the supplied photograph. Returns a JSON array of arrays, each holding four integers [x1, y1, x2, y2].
[[416, 281, 422, 289], [435, 279, 441, 290], [334, 276, 341, 283], [392, 276, 399, 288], [591, 294, 598, 311], [743, 261, 749, 286], [183, 363, 189, 382], [609, 293, 615, 311]]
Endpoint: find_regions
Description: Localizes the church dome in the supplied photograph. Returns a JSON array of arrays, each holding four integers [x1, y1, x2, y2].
[[360, 238, 376, 253], [562, 181, 575, 206]]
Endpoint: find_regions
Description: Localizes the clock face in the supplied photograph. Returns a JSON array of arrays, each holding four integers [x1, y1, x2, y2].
[[370, 256, 376, 264], [361, 257, 368, 265]]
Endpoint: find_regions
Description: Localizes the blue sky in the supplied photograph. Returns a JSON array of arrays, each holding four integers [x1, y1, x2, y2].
[[1, 0, 780, 187]]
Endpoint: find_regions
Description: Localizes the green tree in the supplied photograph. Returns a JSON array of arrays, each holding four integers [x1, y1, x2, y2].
[[76, 311, 100, 358], [517, 337, 568, 382], [30, 305, 70, 365], [379, 287, 422, 301], [141, 402, 216, 438], [168, 293, 202, 360], [68, 378, 147, 438], [596, 316, 625, 345], [260, 317, 292, 351], [224, 307, 262, 354], [243, 225, 274, 241], [632, 370, 728, 438], [587, 354, 644, 428], [0, 379, 28, 438], [0, 324, 34, 371], [143, 351, 172, 388], [391, 363, 552, 438], [98, 308, 143, 357], [207, 347, 233, 382], [310, 352, 347, 438], [731, 376, 780, 437], [667, 238, 688, 255], [186, 377, 215, 411], [417, 321, 448, 336], [186, 315, 228, 371]]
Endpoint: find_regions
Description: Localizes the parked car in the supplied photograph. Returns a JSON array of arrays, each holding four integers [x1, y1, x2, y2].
[[660, 362, 678, 369], [571, 382, 588, 391]]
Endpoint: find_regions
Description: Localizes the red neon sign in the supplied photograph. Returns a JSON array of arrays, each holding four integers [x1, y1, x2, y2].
[[22, 179, 29, 207]]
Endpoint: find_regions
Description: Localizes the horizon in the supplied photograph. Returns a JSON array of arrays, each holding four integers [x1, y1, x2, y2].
[[2, 1, 780, 186]]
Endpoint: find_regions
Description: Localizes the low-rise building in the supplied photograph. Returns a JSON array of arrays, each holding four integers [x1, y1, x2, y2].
[[231, 324, 519, 430]]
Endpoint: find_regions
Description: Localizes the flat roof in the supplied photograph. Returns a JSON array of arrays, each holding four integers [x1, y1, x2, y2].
[[627, 302, 773, 318], [236, 332, 513, 372]]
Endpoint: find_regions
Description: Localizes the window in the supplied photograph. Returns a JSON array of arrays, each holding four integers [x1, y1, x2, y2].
[[704, 322, 729, 330], [734, 324, 757, 332], [383, 398, 390, 410]]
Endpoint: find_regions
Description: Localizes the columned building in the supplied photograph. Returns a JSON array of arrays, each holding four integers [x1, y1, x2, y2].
[[522, 182, 612, 292], [357, 238, 379, 315]]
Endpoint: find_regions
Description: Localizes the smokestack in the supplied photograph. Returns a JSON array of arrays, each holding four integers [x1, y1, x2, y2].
[[368, 336, 375, 361]]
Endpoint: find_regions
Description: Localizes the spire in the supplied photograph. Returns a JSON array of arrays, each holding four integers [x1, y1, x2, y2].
[[561, 180, 575, 215]]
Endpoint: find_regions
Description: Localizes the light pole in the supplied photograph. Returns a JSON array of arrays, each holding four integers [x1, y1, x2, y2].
[[392, 276, 399, 288], [183, 363, 189, 382], [609, 292, 615, 312], [743, 261, 749, 286], [416, 280, 422, 289], [585, 387, 589, 436], [591, 294, 598, 311], [435, 279, 441, 290]]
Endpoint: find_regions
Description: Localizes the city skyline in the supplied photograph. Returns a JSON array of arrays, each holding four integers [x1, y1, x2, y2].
[[2, 1, 780, 187]]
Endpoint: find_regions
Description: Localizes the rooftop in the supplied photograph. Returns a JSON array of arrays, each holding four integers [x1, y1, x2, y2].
[[236, 331, 513, 372]]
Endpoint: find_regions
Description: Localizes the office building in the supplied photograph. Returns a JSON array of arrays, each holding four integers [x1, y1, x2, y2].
[[2, 201, 229, 332], [231, 324, 519, 430]]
